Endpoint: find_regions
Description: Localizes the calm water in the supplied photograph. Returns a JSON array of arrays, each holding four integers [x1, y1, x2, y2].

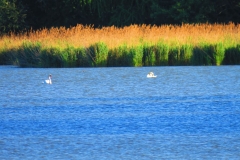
[[0, 66, 240, 159]]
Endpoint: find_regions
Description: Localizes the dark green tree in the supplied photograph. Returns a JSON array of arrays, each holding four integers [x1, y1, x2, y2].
[[150, 0, 176, 25], [211, 0, 240, 23], [1, 0, 240, 34], [150, 0, 240, 24], [170, 0, 215, 24], [108, 0, 152, 26], [0, 0, 27, 34]]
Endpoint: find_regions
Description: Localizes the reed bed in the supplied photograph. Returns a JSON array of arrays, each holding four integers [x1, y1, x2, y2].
[[0, 23, 240, 67]]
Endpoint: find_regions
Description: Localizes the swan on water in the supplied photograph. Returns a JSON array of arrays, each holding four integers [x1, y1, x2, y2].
[[45, 74, 52, 84], [147, 72, 157, 78]]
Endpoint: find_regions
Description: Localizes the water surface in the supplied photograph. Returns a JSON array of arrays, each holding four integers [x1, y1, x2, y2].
[[1, 66, 240, 159]]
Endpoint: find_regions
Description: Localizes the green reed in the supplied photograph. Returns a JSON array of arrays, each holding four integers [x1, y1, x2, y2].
[[1, 40, 240, 67], [107, 45, 132, 67], [223, 44, 240, 65], [88, 42, 109, 67]]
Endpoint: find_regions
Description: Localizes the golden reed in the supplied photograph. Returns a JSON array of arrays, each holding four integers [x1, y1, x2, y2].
[[1, 23, 240, 51]]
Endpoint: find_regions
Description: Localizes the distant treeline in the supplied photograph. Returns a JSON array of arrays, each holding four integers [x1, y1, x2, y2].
[[0, 0, 240, 34]]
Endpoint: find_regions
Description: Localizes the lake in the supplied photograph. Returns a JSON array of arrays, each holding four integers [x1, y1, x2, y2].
[[0, 65, 240, 159]]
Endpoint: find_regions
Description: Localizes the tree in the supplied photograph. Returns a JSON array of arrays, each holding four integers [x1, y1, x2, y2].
[[0, 0, 27, 34], [211, 0, 240, 23], [150, 0, 176, 25], [1, 0, 240, 34], [169, 0, 215, 24]]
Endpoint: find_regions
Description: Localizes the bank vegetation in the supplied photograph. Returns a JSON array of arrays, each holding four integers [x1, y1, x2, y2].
[[0, 23, 240, 67]]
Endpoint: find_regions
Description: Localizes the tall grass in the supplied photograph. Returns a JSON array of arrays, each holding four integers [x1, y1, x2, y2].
[[0, 23, 240, 67]]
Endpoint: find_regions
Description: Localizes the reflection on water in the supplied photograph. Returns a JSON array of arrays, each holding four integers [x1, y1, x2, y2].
[[0, 66, 240, 159]]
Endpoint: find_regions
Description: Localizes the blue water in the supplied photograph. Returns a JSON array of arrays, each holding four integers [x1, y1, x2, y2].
[[1, 66, 240, 159]]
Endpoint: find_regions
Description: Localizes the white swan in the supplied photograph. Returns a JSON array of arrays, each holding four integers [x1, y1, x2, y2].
[[45, 74, 52, 84], [147, 72, 157, 78]]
